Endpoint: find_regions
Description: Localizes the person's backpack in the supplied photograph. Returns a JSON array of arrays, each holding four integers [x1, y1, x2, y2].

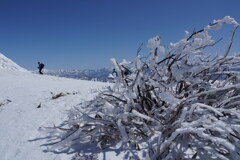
[[40, 63, 45, 68]]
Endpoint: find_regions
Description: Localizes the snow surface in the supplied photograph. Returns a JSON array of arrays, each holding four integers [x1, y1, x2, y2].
[[0, 53, 28, 72], [0, 54, 122, 160]]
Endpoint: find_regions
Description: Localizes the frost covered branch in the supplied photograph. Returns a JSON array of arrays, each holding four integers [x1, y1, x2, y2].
[[45, 16, 240, 160]]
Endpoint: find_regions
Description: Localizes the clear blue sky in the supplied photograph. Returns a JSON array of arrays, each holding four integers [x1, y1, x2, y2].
[[0, 0, 240, 70]]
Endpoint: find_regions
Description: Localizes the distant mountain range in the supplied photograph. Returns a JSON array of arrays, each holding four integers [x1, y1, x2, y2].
[[42, 68, 113, 82]]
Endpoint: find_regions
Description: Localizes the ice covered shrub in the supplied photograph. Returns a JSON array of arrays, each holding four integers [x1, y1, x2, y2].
[[45, 16, 240, 159]]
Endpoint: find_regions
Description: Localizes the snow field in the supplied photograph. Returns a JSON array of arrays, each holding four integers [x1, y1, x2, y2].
[[0, 69, 108, 160]]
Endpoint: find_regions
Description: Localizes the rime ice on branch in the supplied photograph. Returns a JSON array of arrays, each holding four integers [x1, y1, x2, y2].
[[46, 16, 240, 160]]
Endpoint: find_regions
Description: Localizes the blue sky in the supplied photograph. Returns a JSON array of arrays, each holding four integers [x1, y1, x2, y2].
[[0, 0, 240, 70]]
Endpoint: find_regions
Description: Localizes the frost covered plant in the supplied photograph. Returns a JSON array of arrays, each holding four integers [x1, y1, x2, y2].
[[45, 16, 240, 160]]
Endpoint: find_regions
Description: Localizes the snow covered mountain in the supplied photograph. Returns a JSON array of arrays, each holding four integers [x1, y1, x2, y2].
[[0, 54, 110, 160], [43, 68, 112, 82], [0, 53, 28, 72]]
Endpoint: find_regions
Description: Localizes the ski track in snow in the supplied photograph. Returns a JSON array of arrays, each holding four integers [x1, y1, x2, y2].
[[0, 69, 108, 160]]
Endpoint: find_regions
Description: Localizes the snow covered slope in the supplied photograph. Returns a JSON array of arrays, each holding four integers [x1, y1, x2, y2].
[[0, 54, 109, 160], [0, 53, 28, 72]]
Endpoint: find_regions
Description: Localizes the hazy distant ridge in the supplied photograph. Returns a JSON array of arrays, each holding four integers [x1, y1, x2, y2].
[[43, 68, 112, 81]]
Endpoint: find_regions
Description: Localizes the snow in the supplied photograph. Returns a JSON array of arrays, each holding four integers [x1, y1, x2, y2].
[[205, 16, 238, 31], [147, 36, 161, 49], [147, 36, 165, 54], [0, 53, 28, 72], [0, 55, 111, 160]]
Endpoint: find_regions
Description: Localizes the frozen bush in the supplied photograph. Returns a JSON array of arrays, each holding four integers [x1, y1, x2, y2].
[[45, 16, 240, 160]]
